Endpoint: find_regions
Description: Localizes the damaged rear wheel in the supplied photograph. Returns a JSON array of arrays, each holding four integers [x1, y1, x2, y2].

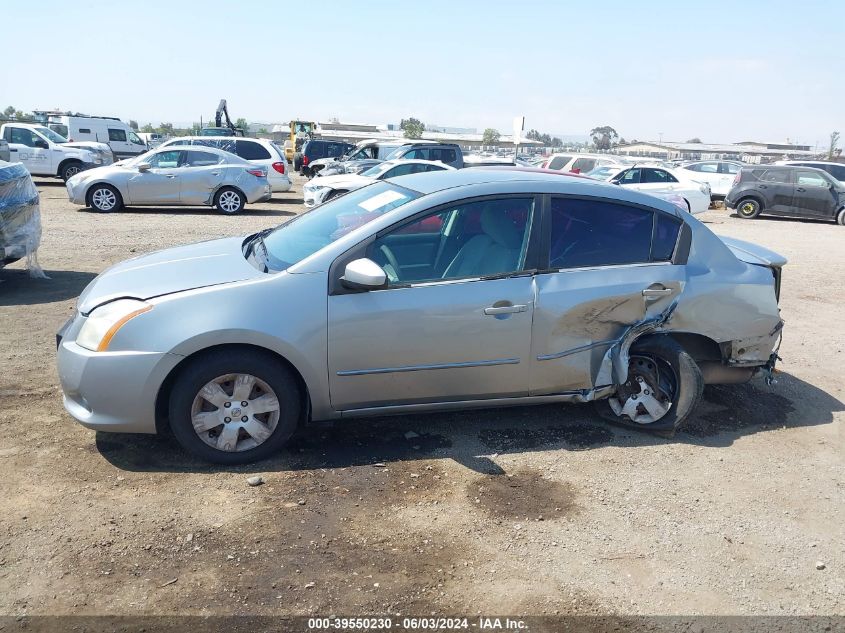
[[595, 336, 703, 436]]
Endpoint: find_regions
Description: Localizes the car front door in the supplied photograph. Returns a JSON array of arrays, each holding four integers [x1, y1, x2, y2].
[[327, 196, 538, 411], [793, 170, 838, 218], [178, 151, 226, 204], [756, 169, 794, 213], [126, 149, 183, 204], [6, 127, 50, 175], [530, 196, 685, 394]]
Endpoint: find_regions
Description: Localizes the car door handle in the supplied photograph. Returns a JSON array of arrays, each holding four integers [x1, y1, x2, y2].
[[484, 304, 527, 315], [642, 287, 674, 297], [165, 174, 176, 178], [796, 187, 806, 192], [210, 171, 221, 176], [9, 148, 17, 152]]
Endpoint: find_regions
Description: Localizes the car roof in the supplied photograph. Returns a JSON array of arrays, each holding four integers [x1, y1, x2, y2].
[[153, 145, 238, 158], [165, 135, 270, 144], [379, 159, 457, 169]]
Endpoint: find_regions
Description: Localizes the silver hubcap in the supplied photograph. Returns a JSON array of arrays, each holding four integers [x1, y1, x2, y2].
[[190, 373, 280, 452], [92, 188, 116, 210], [608, 356, 674, 424], [218, 190, 241, 212], [65, 166, 81, 178]]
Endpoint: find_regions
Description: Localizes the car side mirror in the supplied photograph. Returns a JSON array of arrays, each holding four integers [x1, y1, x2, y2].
[[137, 162, 151, 172], [341, 258, 387, 291], [34, 140, 49, 149]]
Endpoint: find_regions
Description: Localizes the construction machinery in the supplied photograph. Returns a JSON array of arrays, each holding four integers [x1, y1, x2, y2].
[[201, 100, 245, 137]]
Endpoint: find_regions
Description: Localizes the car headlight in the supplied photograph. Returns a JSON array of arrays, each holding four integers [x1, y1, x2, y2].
[[77, 299, 152, 351]]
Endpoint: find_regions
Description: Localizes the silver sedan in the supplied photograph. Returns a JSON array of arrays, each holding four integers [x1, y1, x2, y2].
[[57, 169, 786, 464], [65, 145, 271, 214]]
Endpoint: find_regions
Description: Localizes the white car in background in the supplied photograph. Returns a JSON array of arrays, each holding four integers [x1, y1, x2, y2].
[[773, 160, 845, 184], [591, 165, 711, 214], [678, 160, 744, 199], [542, 152, 624, 174], [303, 160, 455, 207]]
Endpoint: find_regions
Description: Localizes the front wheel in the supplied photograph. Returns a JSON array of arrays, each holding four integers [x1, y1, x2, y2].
[[88, 184, 123, 212], [736, 198, 761, 219], [214, 187, 245, 214], [168, 349, 301, 464], [61, 161, 83, 182], [836, 208, 845, 226], [595, 336, 703, 435]]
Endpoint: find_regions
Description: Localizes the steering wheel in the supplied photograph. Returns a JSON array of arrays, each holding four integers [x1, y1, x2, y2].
[[379, 244, 401, 283]]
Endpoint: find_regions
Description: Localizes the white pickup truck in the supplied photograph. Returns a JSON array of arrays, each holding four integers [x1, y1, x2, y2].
[[0, 122, 112, 181]]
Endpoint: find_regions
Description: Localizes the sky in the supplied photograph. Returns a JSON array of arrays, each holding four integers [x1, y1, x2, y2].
[[2, 0, 843, 149]]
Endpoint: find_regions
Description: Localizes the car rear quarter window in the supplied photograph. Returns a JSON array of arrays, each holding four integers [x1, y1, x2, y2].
[[186, 151, 222, 166], [826, 164, 845, 181], [720, 162, 740, 174], [236, 140, 271, 160], [549, 198, 654, 268], [548, 155, 571, 170], [651, 213, 682, 261], [642, 168, 677, 183], [571, 158, 596, 173]]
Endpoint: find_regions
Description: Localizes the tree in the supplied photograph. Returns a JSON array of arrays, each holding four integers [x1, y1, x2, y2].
[[258, 127, 269, 135], [190, 122, 202, 134], [589, 126, 619, 151], [128, 120, 139, 130], [158, 122, 174, 135], [828, 131, 841, 160], [686, 137, 702, 143], [3, 106, 15, 117], [141, 123, 154, 133], [551, 137, 562, 148], [400, 117, 425, 139], [235, 117, 249, 133], [482, 128, 501, 146], [619, 138, 628, 145]]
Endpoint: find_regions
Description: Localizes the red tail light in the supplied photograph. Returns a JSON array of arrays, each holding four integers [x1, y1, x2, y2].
[[302, 155, 310, 166], [271, 161, 286, 174], [247, 168, 265, 178]]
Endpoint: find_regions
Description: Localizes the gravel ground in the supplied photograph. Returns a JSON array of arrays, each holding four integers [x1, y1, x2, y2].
[[0, 175, 842, 617]]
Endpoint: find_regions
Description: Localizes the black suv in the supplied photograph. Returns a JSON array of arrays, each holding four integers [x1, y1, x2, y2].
[[297, 140, 354, 176], [726, 165, 845, 225]]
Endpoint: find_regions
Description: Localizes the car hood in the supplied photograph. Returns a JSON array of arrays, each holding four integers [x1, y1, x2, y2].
[[63, 141, 111, 153], [77, 236, 262, 314], [719, 236, 788, 268]]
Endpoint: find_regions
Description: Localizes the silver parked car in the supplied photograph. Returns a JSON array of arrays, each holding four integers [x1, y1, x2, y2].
[[65, 146, 271, 214], [57, 169, 786, 464]]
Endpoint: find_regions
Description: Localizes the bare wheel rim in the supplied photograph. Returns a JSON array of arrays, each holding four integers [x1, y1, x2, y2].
[[65, 165, 81, 178], [608, 354, 677, 424], [218, 190, 241, 212], [190, 373, 281, 452], [92, 188, 116, 210], [739, 201, 757, 216]]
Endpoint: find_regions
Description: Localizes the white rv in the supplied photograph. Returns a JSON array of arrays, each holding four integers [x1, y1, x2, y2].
[[47, 115, 147, 159]]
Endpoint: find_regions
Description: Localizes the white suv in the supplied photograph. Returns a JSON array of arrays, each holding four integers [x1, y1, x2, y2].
[[159, 136, 292, 192], [679, 161, 744, 199], [542, 153, 623, 174]]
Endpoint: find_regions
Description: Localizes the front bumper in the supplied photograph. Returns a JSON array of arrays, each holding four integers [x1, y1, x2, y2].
[[57, 326, 182, 434]]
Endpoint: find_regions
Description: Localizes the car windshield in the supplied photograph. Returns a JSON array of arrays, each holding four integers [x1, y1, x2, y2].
[[257, 182, 419, 272], [35, 126, 68, 143]]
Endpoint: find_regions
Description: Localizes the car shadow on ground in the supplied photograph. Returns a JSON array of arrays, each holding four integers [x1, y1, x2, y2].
[[95, 371, 843, 475], [74, 206, 295, 217], [0, 268, 96, 306], [727, 213, 834, 225]]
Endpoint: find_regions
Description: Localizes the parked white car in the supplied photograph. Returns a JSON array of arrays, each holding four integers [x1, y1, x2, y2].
[[542, 153, 624, 174], [0, 122, 112, 181], [47, 115, 147, 159], [159, 136, 292, 192], [593, 165, 711, 214], [678, 161, 744, 199], [303, 160, 455, 207]]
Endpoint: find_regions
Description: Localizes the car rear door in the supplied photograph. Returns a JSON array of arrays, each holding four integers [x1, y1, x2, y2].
[[530, 196, 685, 394], [178, 150, 226, 204], [794, 169, 838, 218], [755, 169, 794, 213]]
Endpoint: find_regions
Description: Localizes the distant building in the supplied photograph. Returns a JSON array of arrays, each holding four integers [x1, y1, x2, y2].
[[615, 140, 817, 163]]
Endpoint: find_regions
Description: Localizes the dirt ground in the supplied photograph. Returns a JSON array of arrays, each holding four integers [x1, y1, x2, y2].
[[0, 174, 842, 618]]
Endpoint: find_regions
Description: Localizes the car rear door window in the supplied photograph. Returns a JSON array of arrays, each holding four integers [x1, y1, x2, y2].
[[548, 155, 571, 170], [186, 151, 222, 167], [236, 140, 271, 160], [549, 197, 655, 269], [758, 170, 791, 183]]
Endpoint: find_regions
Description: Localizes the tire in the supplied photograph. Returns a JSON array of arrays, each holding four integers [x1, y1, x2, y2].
[[836, 208, 845, 226], [168, 348, 301, 465], [60, 161, 84, 182], [594, 336, 703, 436], [214, 187, 245, 215], [87, 184, 123, 212], [736, 197, 761, 219]]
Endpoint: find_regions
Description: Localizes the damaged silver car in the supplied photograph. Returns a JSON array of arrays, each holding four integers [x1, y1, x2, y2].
[[56, 169, 785, 464]]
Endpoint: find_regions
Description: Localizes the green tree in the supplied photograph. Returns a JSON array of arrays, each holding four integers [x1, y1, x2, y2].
[[128, 120, 139, 130], [482, 128, 501, 146], [158, 122, 174, 135], [258, 127, 269, 135], [235, 118, 249, 133], [190, 122, 202, 134], [551, 137, 562, 148], [400, 117, 425, 139], [140, 123, 154, 133], [589, 125, 619, 151], [828, 131, 841, 159], [686, 137, 702, 143], [3, 106, 15, 118]]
